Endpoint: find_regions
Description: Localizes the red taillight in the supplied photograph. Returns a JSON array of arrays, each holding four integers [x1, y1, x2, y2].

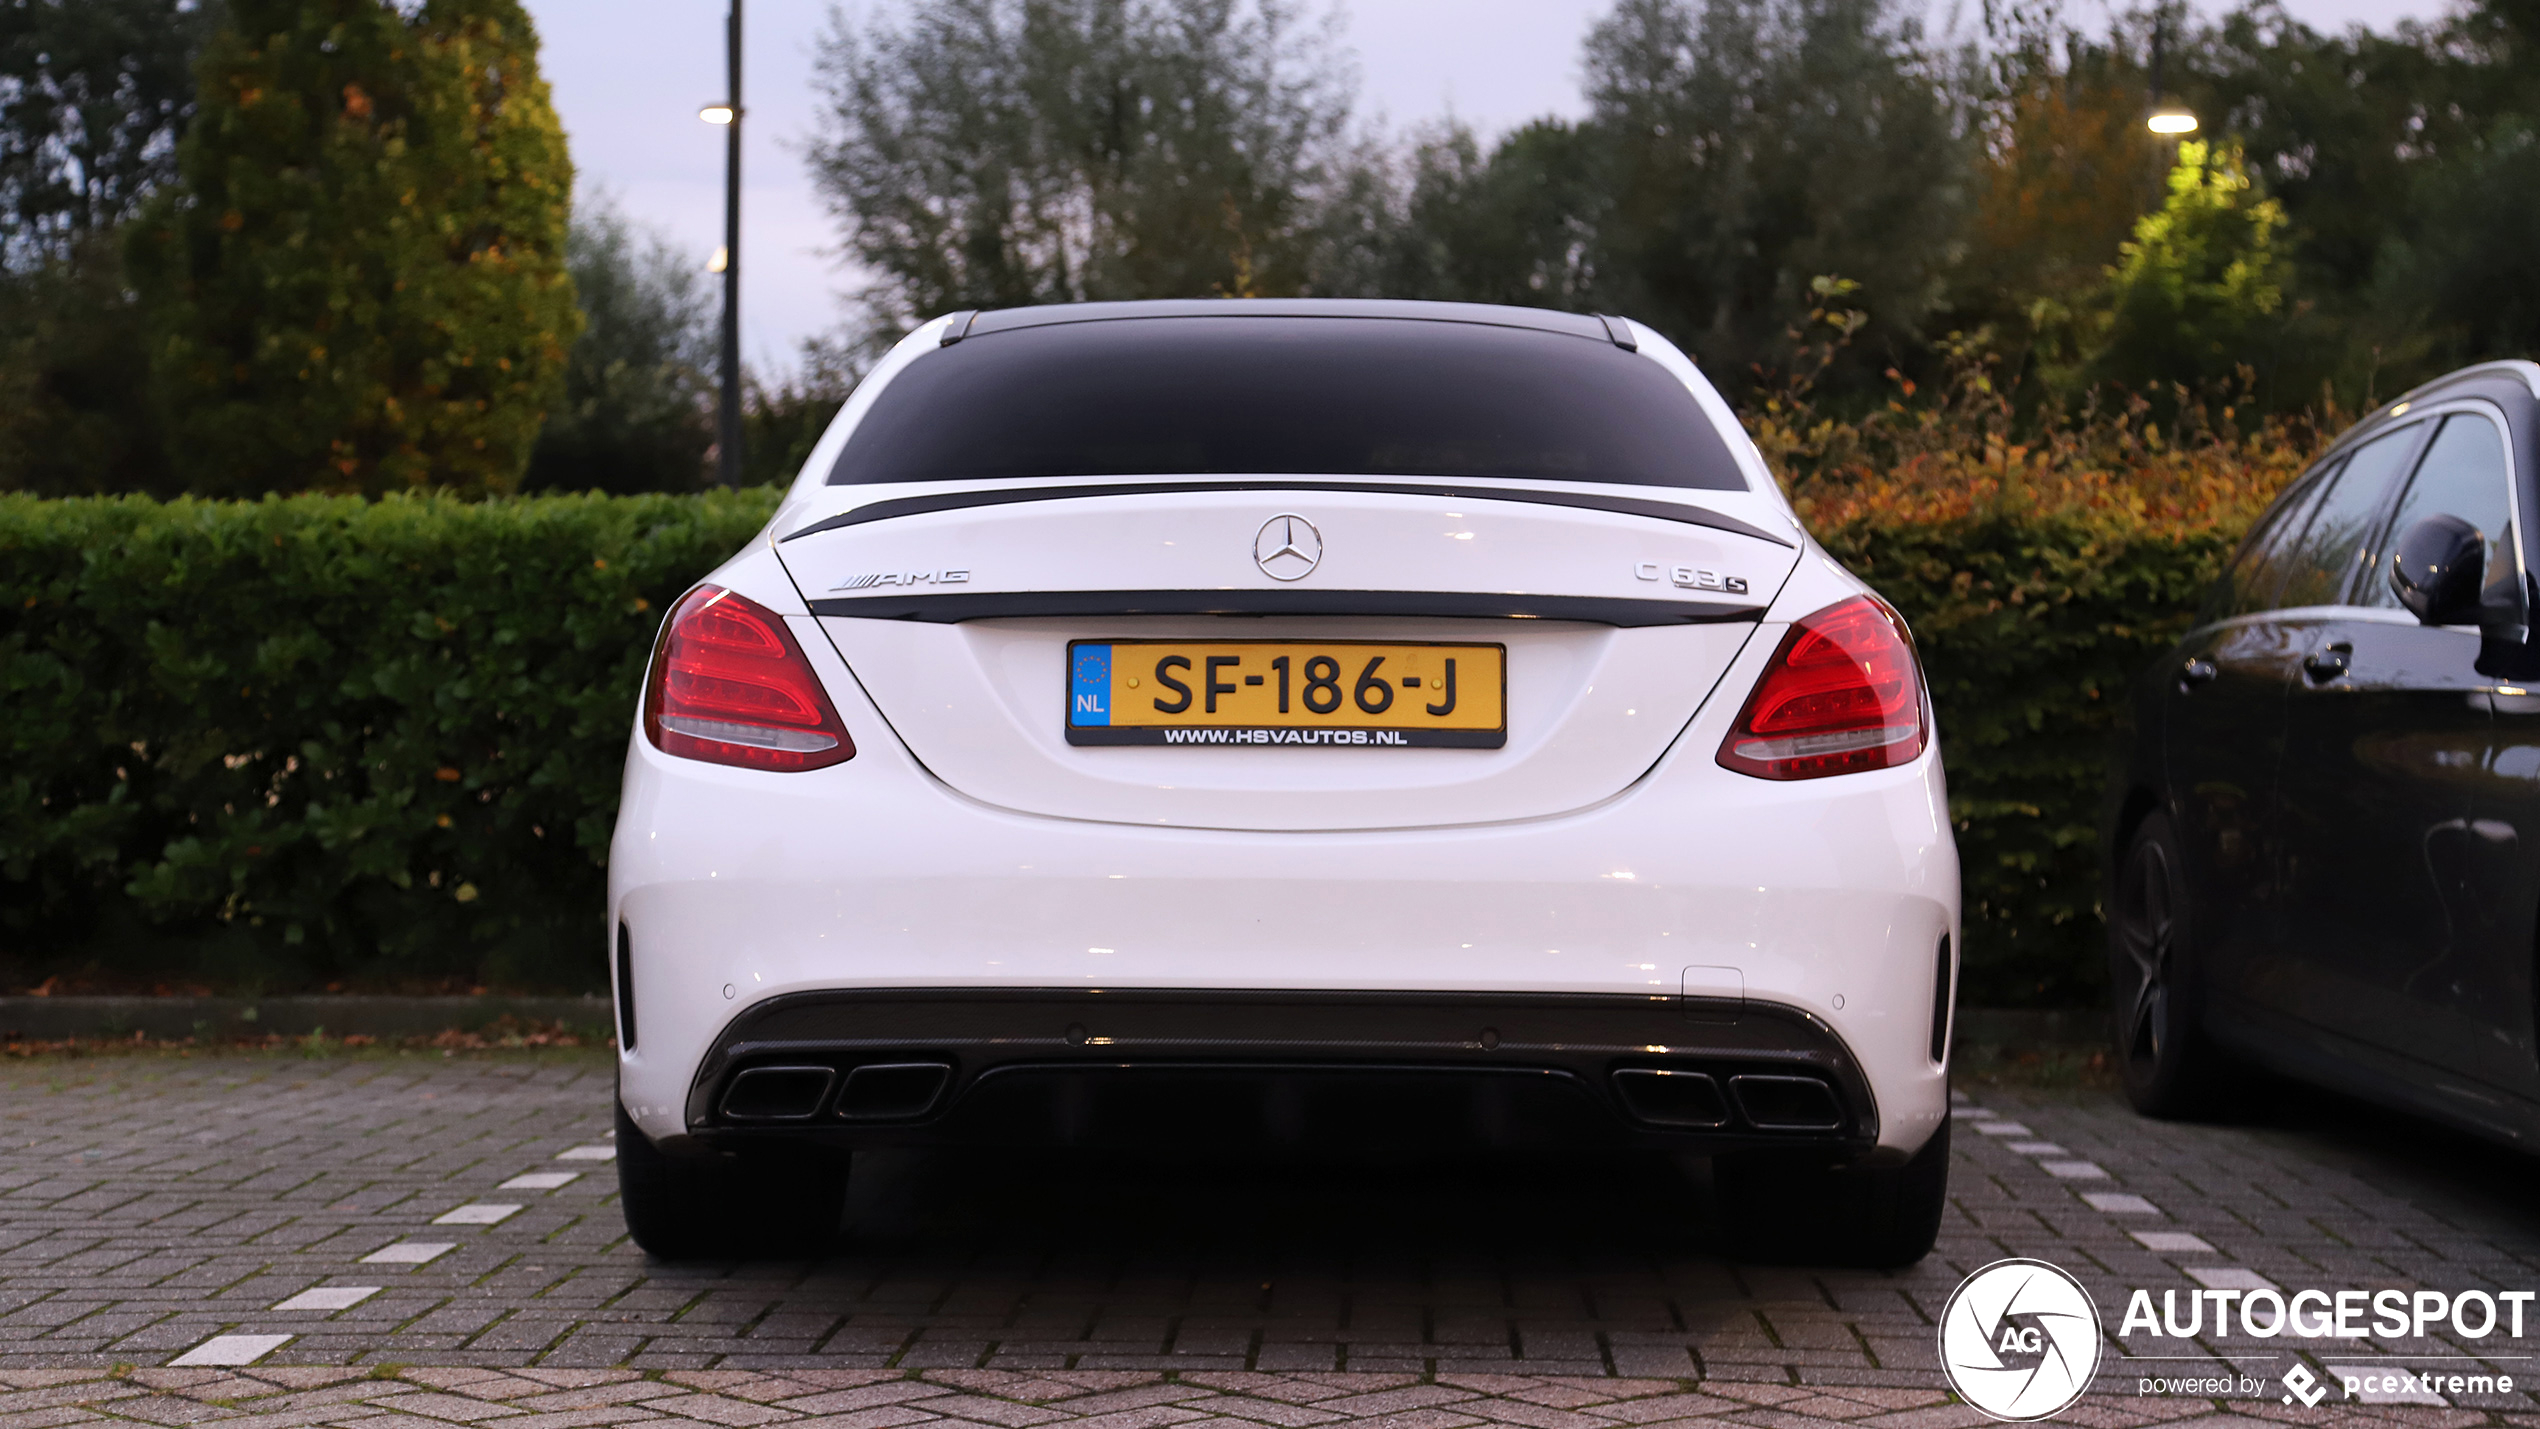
[[1717, 595, 1927, 781], [644, 585, 854, 772]]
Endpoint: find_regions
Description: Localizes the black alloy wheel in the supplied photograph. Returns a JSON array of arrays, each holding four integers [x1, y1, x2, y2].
[[2109, 811, 2225, 1117]]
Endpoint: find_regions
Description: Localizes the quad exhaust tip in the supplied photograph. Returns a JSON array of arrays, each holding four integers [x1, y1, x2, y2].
[[1611, 1068, 1730, 1128], [720, 1065, 835, 1122], [1609, 1067, 1844, 1132], [1727, 1073, 1845, 1130], [837, 1062, 953, 1120], [718, 1061, 953, 1123]]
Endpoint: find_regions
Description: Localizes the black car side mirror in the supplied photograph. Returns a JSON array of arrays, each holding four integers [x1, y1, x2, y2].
[[2388, 514, 2486, 626]]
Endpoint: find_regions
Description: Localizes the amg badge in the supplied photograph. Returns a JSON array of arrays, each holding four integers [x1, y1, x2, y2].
[[831, 568, 970, 591]]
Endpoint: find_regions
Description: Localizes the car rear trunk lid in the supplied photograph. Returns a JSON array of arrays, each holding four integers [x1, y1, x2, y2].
[[776, 481, 1801, 831]]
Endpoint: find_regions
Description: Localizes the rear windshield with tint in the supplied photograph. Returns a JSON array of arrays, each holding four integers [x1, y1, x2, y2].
[[827, 316, 1748, 490]]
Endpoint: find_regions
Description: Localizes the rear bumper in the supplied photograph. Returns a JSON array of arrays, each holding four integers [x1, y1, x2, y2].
[[677, 987, 1883, 1159]]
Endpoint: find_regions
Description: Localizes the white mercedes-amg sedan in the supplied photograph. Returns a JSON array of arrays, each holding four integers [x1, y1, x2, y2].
[[607, 299, 1961, 1266]]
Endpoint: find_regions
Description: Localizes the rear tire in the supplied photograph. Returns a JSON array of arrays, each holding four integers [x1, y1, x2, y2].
[[2109, 811, 2231, 1118], [1715, 1115, 1949, 1268], [614, 1100, 848, 1259]]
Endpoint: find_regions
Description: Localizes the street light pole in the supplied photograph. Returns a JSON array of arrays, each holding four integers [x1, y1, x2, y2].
[[2144, 1, 2198, 138], [716, 0, 743, 489], [2148, 0, 2163, 115]]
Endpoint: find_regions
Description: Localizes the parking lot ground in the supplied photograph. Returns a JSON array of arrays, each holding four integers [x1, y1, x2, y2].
[[0, 1050, 2536, 1426]]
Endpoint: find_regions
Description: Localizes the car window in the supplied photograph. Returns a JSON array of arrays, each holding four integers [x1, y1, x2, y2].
[[2213, 466, 2335, 619], [826, 317, 1749, 490], [2273, 425, 2422, 609], [2360, 412, 2518, 611]]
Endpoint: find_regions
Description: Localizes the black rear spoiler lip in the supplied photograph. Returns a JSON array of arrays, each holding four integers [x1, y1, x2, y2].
[[780, 479, 1796, 549], [804, 589, 1765, 627]]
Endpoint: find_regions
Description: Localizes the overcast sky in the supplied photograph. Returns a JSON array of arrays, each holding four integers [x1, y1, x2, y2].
[[520, 0, 2450, 371]]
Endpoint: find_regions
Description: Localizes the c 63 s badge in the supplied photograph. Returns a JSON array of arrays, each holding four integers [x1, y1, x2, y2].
[[1634, 561, 1749, 594]]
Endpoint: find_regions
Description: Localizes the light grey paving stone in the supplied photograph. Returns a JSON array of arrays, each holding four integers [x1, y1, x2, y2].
[[276, 1290, 382, 1312], [362, 1245, 457, 1267], [167, 1333, 296, 1367]]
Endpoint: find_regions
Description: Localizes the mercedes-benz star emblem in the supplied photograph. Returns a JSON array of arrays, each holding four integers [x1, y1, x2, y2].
[[1253, 514, 1323, 581]]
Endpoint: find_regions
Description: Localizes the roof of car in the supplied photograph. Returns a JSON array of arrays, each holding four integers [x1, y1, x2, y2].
[[2395, 359, 2540, 409], [2325, 359, 2540, 461], [962, 298, 1617, 345]]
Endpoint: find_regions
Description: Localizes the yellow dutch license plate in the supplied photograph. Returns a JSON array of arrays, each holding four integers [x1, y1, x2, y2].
[[1067, 641, 1506, 748]]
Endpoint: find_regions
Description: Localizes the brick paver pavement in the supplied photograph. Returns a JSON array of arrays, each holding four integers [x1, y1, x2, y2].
[[0, 1051, 2534, 1426], [0, 1364, 2497, 1429]]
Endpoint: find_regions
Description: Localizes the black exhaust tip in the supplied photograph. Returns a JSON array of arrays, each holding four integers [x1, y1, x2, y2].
[[1728, 1073, 1845, 1131], [837, 1061, 952, 1120], [720, 1065, 836, 1121], [1611, 1068, 1731, 1128]]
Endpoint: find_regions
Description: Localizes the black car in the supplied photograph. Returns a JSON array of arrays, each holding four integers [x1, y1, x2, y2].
[[2107, 359, 2540, 1145]]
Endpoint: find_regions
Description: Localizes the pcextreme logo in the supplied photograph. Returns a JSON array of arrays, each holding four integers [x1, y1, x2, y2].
[[1938, 1259, 2103, 1421]]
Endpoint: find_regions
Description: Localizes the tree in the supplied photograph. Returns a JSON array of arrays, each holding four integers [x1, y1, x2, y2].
[[732, 338, 862, 489], [127, 0, 578, 498], [1334, 0, 1975, 395], [522, 197, 714, 495], [0, 0, 216, 271], [1943, 37, 2161, 358], [1572, 0, 1976, 391], [808, 0, 1366, 345], [0, 0, 212, 495], [2376, 117, 2540, 372], [1380, 119, 1605, 309], [2160, 1, 2524, 401], [2045, 139, 2292, 396], [0, 234, 175, 494]]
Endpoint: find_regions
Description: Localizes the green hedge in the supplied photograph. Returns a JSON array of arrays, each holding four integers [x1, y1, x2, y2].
[[1, 489, 2233, 1001], [1815, 513, 2234, 1006], [2, 490, 779, 990]]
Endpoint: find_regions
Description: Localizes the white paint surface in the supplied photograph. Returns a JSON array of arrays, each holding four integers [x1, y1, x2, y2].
[[2041, 1161, 2109, 1180], [169, 1334, 292, 1367], [361, 1243, 456, 1265], [273, 1286, 380, 1311], [2130, 1231, 2215, 1253], [501, 1172, 583, 1190], [2183, 1265, 2276, 1290]]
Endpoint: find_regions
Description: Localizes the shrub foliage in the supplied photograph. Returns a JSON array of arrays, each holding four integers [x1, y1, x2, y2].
[[0, 489, 775, 990], [1754, 356, 2324, 1002]]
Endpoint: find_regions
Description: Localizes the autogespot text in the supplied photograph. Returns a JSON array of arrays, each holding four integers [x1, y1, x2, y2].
[[2122, 1287, 2525, 1401], [2120, 1286, 2534, 1341]]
